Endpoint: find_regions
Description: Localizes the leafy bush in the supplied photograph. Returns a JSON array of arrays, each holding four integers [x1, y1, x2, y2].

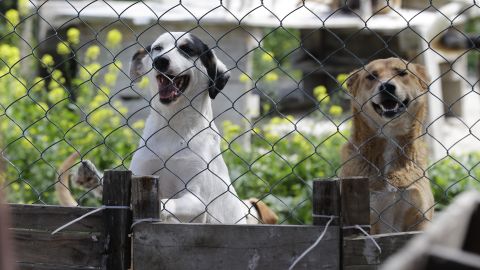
[[0, 24, 145, 204]]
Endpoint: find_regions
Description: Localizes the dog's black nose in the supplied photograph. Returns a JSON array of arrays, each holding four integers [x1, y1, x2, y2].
[[379, 82, 396, 96], [153, 57, 170, 72]]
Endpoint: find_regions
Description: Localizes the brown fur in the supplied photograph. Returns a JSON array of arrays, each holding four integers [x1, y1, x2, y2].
[[341, 58, 434, 234], [248, 198, 278, 224], [55, 152, 79, 206]]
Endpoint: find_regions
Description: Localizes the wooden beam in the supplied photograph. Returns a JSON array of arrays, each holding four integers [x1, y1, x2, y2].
[[133, 223, 339, 270], [343, 231, 420, 268], [9, 204, 102, 233], [102, 170, 132, 270], [13, 229, 104, 267]]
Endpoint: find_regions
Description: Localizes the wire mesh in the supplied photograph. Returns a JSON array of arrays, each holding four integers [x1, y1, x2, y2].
[[1, 0, 480, 229]]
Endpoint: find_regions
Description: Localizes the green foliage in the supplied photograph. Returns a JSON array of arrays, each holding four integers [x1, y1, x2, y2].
[[222, 118, 347, 224], [0, 26, 145, 204], [427, 153, 480, 209]]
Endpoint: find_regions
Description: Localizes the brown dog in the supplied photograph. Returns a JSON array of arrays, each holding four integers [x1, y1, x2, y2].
[[341, 58, 434, 234]]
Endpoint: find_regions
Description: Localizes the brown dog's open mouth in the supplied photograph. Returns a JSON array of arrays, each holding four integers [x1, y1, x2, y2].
[[156, 73, 190, 104], [372, 98, 409, 118]]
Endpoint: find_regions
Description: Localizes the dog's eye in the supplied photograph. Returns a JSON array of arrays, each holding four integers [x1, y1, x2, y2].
[[179, 45, 195, 56], [398, 70, 408, 77], [152, 46, 163, 51], [366, 74, 376, 81]]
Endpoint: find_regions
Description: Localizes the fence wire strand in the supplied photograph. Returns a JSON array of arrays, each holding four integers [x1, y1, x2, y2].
[[1, 0, 480, 228]]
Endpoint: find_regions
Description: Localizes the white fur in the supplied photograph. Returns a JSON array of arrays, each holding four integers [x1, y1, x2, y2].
[[129, 32, 251, 224]]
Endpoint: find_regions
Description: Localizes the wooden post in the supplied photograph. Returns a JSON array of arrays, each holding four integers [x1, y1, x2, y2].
[[313, 179, 341, 270], [131, 175, 160, 270], [102, 170, 132, 270], [340, 177, 370, 237], [131, 175, 160, 220], [313, 179, 340, 226]]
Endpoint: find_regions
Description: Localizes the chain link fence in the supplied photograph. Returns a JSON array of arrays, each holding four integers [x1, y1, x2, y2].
[[1, 0, 480, 228]]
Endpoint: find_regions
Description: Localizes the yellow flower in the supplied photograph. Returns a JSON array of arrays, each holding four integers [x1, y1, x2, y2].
[[85, 45, 100, 61], [89, 108, 112, 126], [31, 77, 45, 93], [113, 100, 128, 115], [5, 9, 20, 27], [314, 85, 329, 102], [9, 46, 20, 66], [11, 182, 20, 192], [12, 80, 26, 99], [104, 73, 117, 86], [262, 103, 271, 112], [57, 42, 71, 55], [106, 29, 122, 48], [261, 52, 274, 62], [138, 76, 149, 89], [18, 0, 30, 16], [67, 28, 80, 45], [48, 87, 67, 103], [132, 120, 145, 130], [265, 72, 278, 82], [239, 73, 250, 83], [52, 69, 64, 81], [41, 54, 54, 67], [337, 73, 349, 86], [270, 117, 282, 125], [0, 44, 20, 66], [91, 94, 108, 108], [329, 105, 343, 117], [37, 102, 48, 110]]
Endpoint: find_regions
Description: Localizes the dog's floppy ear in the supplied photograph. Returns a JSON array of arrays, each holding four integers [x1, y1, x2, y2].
[[345, 68, 361, 96], [198, 43, 230, 99], [129, 45, 151, 82], [411, 63, 430, 91], [249, 198, 278, 224]]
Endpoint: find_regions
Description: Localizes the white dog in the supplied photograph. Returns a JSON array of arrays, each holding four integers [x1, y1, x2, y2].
[[56, 32, 277, 225]]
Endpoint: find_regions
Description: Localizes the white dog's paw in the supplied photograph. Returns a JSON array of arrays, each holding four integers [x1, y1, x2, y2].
[[73, 160, 103, 195]]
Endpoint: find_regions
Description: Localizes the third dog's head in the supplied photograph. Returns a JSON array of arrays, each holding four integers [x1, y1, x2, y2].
[[129, 32, 230, 107], [347, 58, 430, 135]]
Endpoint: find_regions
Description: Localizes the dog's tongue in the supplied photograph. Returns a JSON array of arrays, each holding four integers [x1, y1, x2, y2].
[[157, 76, 177, 100], [381, 100, 399, 111]]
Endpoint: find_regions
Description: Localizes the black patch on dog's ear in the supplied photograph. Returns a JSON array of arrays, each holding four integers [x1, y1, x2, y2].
[[189, 34, 230, 99], [129, 45, 151, 82]]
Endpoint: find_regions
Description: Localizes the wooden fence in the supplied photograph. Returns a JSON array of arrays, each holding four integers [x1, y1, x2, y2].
[[8, 171, 420, 270]]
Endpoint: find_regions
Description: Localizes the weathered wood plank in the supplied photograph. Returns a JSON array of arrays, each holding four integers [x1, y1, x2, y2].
[[131, 175, 160, 220], [340, 177, 370, 237], [313, 179, 340, 226], [9, 204, 103, 233], [13, 229, 104, 267], [133, 223, 340, 270], [343, 231, 420, 267], [102, 170, 132, 270], [18, 262, 101, 270]]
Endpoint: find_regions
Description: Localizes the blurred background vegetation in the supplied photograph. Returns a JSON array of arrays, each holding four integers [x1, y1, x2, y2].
[[0, 6, 479, 224]]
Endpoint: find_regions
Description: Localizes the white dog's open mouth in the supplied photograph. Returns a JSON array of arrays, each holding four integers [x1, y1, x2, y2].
[[371, 98, 409, 118], [156, 73, 190, 104]]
